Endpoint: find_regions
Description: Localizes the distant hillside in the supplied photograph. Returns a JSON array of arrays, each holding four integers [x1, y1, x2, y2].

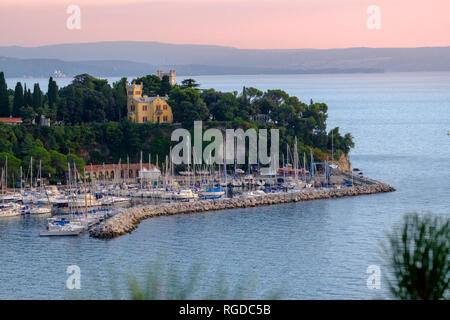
[[0, 57, 381, 78], [1, 42, 450, 76], [0, 56, 157, 77]]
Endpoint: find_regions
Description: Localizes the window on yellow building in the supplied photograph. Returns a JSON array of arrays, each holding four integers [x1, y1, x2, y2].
[[143, 117, 147, 122], [142, 105, 147, 111], [163, 116, 168, 122], [163, 105, 167, 110]]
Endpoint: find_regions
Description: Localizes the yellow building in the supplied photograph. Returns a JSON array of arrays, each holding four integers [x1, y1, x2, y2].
[[126, 81, 173, 123]]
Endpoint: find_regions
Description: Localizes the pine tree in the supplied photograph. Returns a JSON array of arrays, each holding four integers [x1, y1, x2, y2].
[[12, 82, 24, 117], [159, 75, 171, 96], [0, 72, 10, 116]]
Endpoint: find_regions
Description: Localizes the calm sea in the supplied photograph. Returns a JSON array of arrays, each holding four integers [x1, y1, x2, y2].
[[1, 72, 449, 299]]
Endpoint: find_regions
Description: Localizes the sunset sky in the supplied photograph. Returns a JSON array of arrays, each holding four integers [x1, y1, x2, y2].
[[0, 0, 449, 49]]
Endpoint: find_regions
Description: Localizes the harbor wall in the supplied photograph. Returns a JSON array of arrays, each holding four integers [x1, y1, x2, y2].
[[90, 180, 395, 239]]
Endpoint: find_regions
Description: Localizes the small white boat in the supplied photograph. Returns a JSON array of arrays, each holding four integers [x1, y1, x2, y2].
[[243, 174, 254, 181], [231, 179, 242, 187], [30, 205, 52, 215], [40, 218, 87, 236], [243, 190, 266, 198], [171, 189, 198, 200], [50, 194, 102, 214], [100, 196, 130, 205], [281, 181, 296, 189], [0, 203, 21, 217]]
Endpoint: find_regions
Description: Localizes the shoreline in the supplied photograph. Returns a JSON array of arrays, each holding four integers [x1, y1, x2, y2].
[[90, 178, 395, 239]]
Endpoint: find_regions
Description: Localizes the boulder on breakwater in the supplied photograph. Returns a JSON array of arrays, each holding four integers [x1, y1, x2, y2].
[[90, 181, 395, 239]]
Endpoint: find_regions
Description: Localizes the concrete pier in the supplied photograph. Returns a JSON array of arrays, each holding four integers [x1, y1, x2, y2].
[[90, 179, 395, 239]]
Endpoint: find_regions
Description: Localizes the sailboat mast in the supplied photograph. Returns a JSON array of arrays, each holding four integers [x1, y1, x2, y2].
[[127, 155, 130, 182], [294, 138, 298, 182], [303, 152, 306, 181], [140, 150, 143, 189], [67, 162, 71, 214], [5, 156, 7, 194], [223, 137, 227, 184], [39, 160, 42, 193], [331, 130, 334, 161], [30, 157, 33, 191], [84, 168, 87, 219]]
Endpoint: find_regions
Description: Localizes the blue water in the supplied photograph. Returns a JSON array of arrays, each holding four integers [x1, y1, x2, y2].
[[1, 72, 449, 299]]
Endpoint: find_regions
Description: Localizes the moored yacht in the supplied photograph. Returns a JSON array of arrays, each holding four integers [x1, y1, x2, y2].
[[39, 217, 86, 236], [199, 186, 225, 199], [0, 203, 21, 217], [171, 189, 198, 200]]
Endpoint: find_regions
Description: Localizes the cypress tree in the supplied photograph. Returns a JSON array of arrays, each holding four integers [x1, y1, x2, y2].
[[47, 77, 58, 107], [24, 86, 32, 107], [32, 83, 43, 109], [0, 72, 10, 116], [12, 82, 24, 117]]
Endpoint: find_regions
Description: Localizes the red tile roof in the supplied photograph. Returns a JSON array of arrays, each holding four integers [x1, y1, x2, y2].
[[0, 117, 22, 123], [85, 163, 159, 171]]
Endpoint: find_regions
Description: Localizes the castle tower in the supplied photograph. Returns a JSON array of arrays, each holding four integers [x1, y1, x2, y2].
[[156, 69, 176, 86], [169, 69, 176, 85], [126, 81, 143, 98]]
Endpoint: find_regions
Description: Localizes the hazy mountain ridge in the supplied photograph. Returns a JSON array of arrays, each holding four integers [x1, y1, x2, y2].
[[0, 42, 449, 77], [0, 57, 382, 78]]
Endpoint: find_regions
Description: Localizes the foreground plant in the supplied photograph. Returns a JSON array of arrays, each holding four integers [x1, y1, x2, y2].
[[384, 212, 449, 300], [123, 261, 280, 300]]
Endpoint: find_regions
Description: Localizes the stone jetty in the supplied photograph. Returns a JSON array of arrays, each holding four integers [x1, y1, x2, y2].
[[90, 180, 395, 239]]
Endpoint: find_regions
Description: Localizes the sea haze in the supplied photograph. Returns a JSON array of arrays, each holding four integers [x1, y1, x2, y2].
[[1, 43, 450, 77]]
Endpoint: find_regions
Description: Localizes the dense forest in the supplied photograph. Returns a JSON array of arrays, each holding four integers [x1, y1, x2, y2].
[[0, 71, 354, 184]]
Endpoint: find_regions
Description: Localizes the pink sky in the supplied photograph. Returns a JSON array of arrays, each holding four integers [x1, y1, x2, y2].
[[0, 0, 449, 49]]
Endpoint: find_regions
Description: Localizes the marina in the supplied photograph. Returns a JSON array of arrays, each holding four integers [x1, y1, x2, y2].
[[1, 152, 395, 237], [1, 134, 379, 237]]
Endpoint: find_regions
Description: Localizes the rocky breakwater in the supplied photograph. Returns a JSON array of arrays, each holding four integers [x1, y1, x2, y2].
[[90, 181, 395, 239]]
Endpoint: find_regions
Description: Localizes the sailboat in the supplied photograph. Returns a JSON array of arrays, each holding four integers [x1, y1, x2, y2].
[[0, 157, 21, 217], [171, 188, 199, 200], [30, 204, 52, 215], [200, 157, 226, 199], [40, 217, 86, 236], [0, 203, 22, 217], [199, 186, 225, 199]]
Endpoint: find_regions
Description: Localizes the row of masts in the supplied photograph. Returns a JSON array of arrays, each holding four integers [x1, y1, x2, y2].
[[2, 132, 336, 195], [1, 156, 46, 195]]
